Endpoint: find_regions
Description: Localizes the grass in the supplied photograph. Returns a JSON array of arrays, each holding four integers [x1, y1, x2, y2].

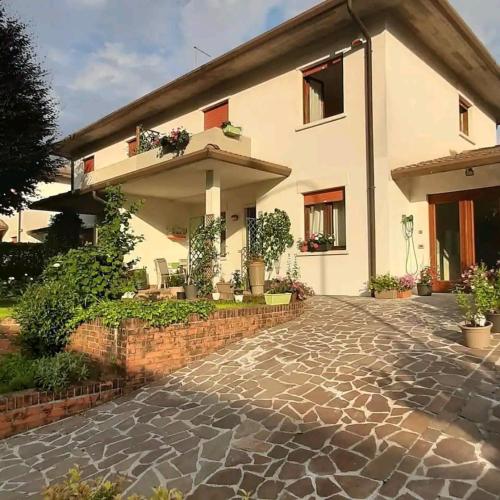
[[0, 299, 17, 319]]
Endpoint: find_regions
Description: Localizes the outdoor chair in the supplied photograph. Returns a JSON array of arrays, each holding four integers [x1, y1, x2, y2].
[[154, 258, 187, 289]]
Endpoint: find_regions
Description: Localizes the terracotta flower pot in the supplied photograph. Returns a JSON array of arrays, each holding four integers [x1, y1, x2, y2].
[[486, 312, 500, 334], [397, 289, 412, 299], [460, 321, 492, 349], [248, 259, 265, 295], [374, 290, 397, 299], [417, 283, 432, 296]]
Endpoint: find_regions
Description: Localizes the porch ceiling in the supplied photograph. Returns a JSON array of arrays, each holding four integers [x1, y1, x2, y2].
[[91, 146, 290, 202]]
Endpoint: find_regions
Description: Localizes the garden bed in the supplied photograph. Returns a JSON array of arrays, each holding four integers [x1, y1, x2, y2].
[[69, 301, 305, 382]]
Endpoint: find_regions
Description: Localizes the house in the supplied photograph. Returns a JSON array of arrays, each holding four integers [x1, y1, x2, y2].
[[32, 0, 500, 295], [1, 167, 95, 244]]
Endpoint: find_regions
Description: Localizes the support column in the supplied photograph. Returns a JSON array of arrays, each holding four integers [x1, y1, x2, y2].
[[205, 170, 221, 286]]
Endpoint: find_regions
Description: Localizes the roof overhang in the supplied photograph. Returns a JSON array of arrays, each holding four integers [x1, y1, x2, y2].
[[55, 0, 500, 158], [391, 145, 500, 180], [30, 190, 105, 215]]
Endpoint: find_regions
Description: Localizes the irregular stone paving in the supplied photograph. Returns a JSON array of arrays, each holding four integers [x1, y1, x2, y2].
[[1, 295, 500, 499]]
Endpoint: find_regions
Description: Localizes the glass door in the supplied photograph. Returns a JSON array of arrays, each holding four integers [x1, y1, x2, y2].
[[429, 187, 500, 292]]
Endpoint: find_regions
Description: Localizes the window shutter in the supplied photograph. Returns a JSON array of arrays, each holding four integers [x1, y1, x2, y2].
[[127, 138, 138, 157], [83, 156, 94, 174], [204, 101, 229, 130]]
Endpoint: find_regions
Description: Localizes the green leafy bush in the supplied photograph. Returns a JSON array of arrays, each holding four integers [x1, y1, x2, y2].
[[73, 299, 216, 329], [34, 352, 91, 392], [15, 281, 79, 356], [0, 242, 45, 280], [0, 353, 37, 393], [0, 352, 92, 394], [369, 273, 399, 292], [45, 211, 84, 258]]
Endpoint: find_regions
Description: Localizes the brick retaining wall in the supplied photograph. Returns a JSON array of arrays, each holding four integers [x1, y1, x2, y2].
[[69, 302, 304, 380], [0, 378, 147, 439]]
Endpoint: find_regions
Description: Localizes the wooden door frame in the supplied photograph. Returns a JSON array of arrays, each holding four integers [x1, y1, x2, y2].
[[428, 186, 500, 292]]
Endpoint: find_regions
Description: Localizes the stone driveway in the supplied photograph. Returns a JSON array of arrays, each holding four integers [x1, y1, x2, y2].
[[1, 296, 500, 499]]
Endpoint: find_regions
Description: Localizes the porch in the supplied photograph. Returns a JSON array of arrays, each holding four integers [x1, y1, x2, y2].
[[32, 128, 291, 286]]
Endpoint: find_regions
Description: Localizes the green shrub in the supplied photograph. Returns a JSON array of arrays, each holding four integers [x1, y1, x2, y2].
[[0, 352, 92, 394], [0, 242, 45, 280], [15, 281, 79, 356], [369, 273, 399, 292], [0, 353, 37, 393], [73, 299, 216, 328], [34, 352, 91, 392], [45, 211, 84, 258]]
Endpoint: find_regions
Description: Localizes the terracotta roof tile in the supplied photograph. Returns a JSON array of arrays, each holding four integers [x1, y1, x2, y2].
[[392, 145, 500, 179]]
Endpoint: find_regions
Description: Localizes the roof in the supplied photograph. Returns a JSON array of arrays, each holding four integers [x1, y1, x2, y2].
[[55, 0, 500, 158], [391, 145, 500, 179]]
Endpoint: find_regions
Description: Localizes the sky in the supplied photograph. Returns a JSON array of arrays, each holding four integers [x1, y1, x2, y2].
[[3, 0, 500, 138]]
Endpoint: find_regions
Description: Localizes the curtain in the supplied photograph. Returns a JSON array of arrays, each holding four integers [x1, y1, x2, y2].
[[332, 201, 346, 246], [308, 206, 324, 235], [308, 79, 324, 122]]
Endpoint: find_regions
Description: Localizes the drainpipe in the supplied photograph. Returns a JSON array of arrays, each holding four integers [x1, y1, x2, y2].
[[346, 0, 376, 279]]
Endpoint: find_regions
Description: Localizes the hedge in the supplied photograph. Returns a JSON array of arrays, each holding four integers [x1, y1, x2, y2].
[[0, 242, 46, 279]]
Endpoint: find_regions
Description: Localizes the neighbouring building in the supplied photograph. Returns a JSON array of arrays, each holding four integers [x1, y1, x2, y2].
[[1, 167, 95, 244], [32, 0, 500, 295]]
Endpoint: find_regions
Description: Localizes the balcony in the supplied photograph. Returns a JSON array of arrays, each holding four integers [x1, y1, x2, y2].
[[75, 127, 251, 191]]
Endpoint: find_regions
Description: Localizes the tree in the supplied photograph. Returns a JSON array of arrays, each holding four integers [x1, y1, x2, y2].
[[0, 6, 61, 215], [45, 211, 84, 257]]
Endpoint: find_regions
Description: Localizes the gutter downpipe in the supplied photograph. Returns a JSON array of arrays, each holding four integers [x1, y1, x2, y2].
[[346, 0, 376, 280]]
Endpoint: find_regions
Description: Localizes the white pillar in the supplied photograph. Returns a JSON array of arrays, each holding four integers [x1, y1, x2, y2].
[[205, 170, 221, 287]]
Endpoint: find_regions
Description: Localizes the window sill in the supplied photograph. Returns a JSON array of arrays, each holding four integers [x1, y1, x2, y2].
[[459, 132, 475, 145], [296, 249, 348, 257], [295, 113, 346, 132]]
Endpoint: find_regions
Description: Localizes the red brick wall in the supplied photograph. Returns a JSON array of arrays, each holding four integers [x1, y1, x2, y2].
[[69, 302, 304, 380], [0, 318, 19, 354], [0, 379, 144, 439]]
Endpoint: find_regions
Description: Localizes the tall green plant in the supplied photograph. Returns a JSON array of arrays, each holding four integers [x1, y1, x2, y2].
[[190, 217, 224, 297], [249, 209, 293, 271], [45, 211, 83, 257]]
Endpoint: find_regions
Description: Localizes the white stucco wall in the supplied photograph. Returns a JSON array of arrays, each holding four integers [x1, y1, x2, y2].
[[69, 20, 498, 295]]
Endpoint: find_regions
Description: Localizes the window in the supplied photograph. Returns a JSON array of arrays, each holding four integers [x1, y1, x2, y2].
[[303, 57, 343, 124], [220, 211, 226, 257], [127, 137, 138, 157], [304, 187, 346, 248], [83, 156, 94, 174], [204, 101, 228, 130], [459, 97, 470, 136]]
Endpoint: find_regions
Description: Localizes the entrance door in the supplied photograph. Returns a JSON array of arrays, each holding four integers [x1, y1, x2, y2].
[[429, 187, 500, 292]]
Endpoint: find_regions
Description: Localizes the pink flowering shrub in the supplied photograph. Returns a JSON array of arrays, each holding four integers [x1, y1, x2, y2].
[[398, 274, 416, 291]]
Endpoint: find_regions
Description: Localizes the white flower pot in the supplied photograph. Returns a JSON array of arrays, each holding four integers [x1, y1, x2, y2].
[[234, 294, 244, 303], [212, 292, 221, 301]]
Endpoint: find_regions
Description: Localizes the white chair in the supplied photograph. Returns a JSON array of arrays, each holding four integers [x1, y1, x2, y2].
[[154, 258, 170, 289]]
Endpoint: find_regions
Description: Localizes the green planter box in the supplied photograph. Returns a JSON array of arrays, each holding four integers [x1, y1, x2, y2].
[[222, 124, 242, 138], [264, 292, 292, 305]]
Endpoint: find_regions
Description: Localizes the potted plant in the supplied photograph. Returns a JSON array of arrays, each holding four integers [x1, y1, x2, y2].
[[247, 209, 293, 295], [211, 284, 220, 301], [167, 273, 186, 298], [297, 239, 308, 253], [264, 278, 292, 305], [486, 264, 500, 333], [370, 273, 399, 299], [417, 266, 434, 296], [159, 127, 190, 156], [397, 274, 415, 298], [455, 264, 494, 349], [184, 275, 198, 300], [216, 277, 233, 298], [231, 270, 244, 303], [221, 121, 242, 138]]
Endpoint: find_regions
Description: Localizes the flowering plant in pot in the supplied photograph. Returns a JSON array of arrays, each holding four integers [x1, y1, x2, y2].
[[230, 270, 244, 302], [297, 239, 308, 253], [417, 266, 434, 296], [397, 274, 415, 298], [159, 127, 190, 157], [486, 263, 500, 333], [455, 263, 495, 349], [370, 273, 399, 299], [221, 120, 242, 138], [305, 233, 334, 252], [264, 277, 292, 305]]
